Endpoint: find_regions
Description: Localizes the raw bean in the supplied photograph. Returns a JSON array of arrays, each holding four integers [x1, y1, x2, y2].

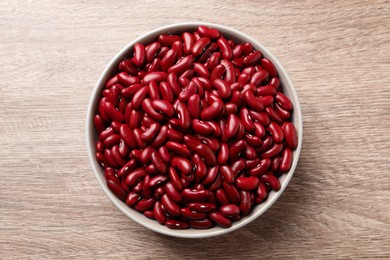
[[165, 219, 189, 229], [189, 219, 214, 229], [188, 202, 216, 212], [283, 122, 298, 149], [280, 148, 293, 172], [219, 204, 240, 218], [209, 211, 232, 228]]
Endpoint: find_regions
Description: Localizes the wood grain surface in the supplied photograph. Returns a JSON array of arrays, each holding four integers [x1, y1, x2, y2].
[[1, 0, 389, 259]]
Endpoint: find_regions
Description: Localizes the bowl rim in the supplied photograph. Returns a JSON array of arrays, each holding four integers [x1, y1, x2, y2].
[[86, 22, 303, 238]]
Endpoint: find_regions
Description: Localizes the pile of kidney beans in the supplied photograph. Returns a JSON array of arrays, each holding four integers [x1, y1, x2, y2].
[[94, 26, 298, 229]]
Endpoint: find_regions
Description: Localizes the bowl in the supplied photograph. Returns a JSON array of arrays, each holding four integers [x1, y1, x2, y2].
[[86, 22, 302, 238]]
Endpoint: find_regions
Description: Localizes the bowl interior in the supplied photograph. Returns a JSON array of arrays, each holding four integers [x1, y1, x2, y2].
[[86, 22, 302, 238]]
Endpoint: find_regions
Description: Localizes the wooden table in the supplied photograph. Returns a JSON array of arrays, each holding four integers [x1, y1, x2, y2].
[[1, 1, 389, 259]]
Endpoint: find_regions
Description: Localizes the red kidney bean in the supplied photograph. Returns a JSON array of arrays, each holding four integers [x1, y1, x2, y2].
[[269, 77, 280, 90], [133, 43, 145, 67], [193, 31, 201, 41], [262, 142, 283, 158], [124, 168, 146, 187], [98, 127, 114, 141], [158, 145, 171, 163], [186, 95, 201, 119], [119, 59, 138, 75], [217, 143, 229, 165], [236, 176, 259, 191], [132, 181, 143, 193], [212, 79, 231, 99], [150, 151, 167, 174], [244, 133, 263, 147], [260, 172, 281, 191], [117, 159, 137, 178], [117, 72, 140, 87], [259, 96, 274, 107], [203, 166, 219, 185], [102, 134, 120, 148], [229, 139, 247, 162], [167, 127, 184, 142], [188, 202, 216, 212], [220, 59, 236, 84], [208, 173, 223, 191], [239, 190, 251, 216], [192, 153, 207, 179], [178, 81, 197, 102], [271, 156, 281, 172], [182, 32, 195, 55], [245, 145, 257, 160], [280, 148, 293, 172], [225, 103, 238, 115], [147, 81, 160, 101], [96, 152, 106, 167], [245, 158, 260, 170], [232, 44, 243, 58], [121, 84, 143, 100], [93, 115, 106, 134], [161, 194, 180, 216], [274, 102, 290, 121], [166, 141, 191, 158], [165, 182, 181, 202], [207, 52, 221, 71], [256, 181, 268, 203], [189, 219, 213, 229], [209, 211, 232, 228], [145, 42, 161, 62], [160, 49, 177, 72], [250, 70, 269, 86], [144, 210, 155, 219], [220, 165, 235, 184], [248, 158, 270, 177], [219, 204, 240, 218], [265, 107, 283, 125], [168, 55, 194, 75], [102, 101, 125, 123], [96, 140, 104, 152], [181, 189, 210, 202], [249, 111, 270, 127], [222, 182, 240, 204], [150, 125, 168, 148], [243, 89, 264, 112], [154, 201, 166, 224], [148, 57, 161, 72], [242, 43, 253, 54], [131, 86, 149, 110], [217, 37, 232, 60], [158, 82, 174, 103], [257, 86, 277, 97], [210, 64, 226, 82], [151, 100, 174, 117], [225, 114, 240, 138], [135, 197, 155, 212], [276, 92, 293, 111], [239, 108, 254, 132], [261, 58, 277, 78], [105, 168, 120, 185], [191, 119, 212, 135], [243, 50, 262, 66], [158, 34, 181, 47], [165, 219, 189, 229], [215, 188, 230, 205], [283, 122, 298, 149], [267, 121, 284, 143], [172, 40, 183, 59], [192, 37, 211, 57], [111, 146, 127, 166], [126, 192, 141, 207], [104, 149, 119, 167], [200, 100, 223, 121], [231, 158, 246, 176], [197, 26, 220, 39], [181, 208, 207, 220], [171, 156, 192, 175]]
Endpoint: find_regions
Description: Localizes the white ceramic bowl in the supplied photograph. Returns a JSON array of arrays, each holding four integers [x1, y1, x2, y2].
[[86, 22, 302, 238]]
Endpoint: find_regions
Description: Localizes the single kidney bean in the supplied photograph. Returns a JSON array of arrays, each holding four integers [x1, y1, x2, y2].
[[117, 72, 140, 87], [198, 26, 220, 39], [172, 41, 183, 59], [267, 121, 284, 143], [248, 158, 271, 177], [260, 172, 281, 191], [243, 50, 262, 66], [229, 139, 247, 162], [96, 152, 106, 168], [126, 192, 141, 207], [176, 101, 192, 129], [193, 63, 209, 77], [121, 84, 143, 100], [168, 55, 194, 75], [217, 37, 232, 60], [151, 125, 169, 148], [165, 182, 182, 202], [148, 57, 162, 72], [207, 52, 221, 71], [188, 202, 216, 212], [94, 115, 106, 134], [166, 141, 192, 158], [96, 140, 104, 152], [249, 111, 270, 127], [236, 176, 259, 190], [154, 201, 166, 224], [210, 64, 226, 82], [119, 59, 138, 75], [280, 148, 293, 172], [220, 59, 236, 84], [125, 168, 147, 187], [265, 107, 283, 125], [276, 92, 293, 111], [171, 156, 192, 175], [135, 197, 155, 212], [158, 34, 181, 47], [271, 156, 281, 172], [182, 189, 210, 202], [219, 204, 240, 218], [181, 208, 207, 220], [243, 89, 264, 112], [182, 32, 195, 55], [261, 58, 277, 78], [102, 101, 125, 123], [225, 114, 240, 139], [203, 166, 219, 185], [212, 79, 232, 99], [239, 191, 251, 216], [257, 86, 277, 97], [250, 70, 269, 86], [231, 158, 246, 176], [140, 123, 161, 142], [192, 37, 211, 57], [133, 43, 145, 67], [220, 165, 235, 184], [282, 122, 298, 149], [189, 219, 214, 229], [192, 119, 213, 135], [167, 127, 184, 142], [104, 149, 119, 168], [256, 182, 268, 203], [222, 182, 240, 204], [144, 210, 155, 219], [245, 158, 260, 170], [111, 146, 127, 166], [117, 159, 137, 178], [148, 81, 160, 101], [160, 49, 177, 72], [208, 173, 223, 191], [165, 219, 189, 229], [161, 194, 180, 216], [178, 81, 198, 102], [192, 153, 207, 179], [217, 143, 229, 165], [269, 77, 280, 90], [209, 211, 232, 228], [145, 42, 161, 63], [151, 151, 167, 174], [216, 188, 230, 205], [274, 102, 291, 121], [157, 145, 171, 163], [232, 44, 243, 58], [261, 142, 284, 158]]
